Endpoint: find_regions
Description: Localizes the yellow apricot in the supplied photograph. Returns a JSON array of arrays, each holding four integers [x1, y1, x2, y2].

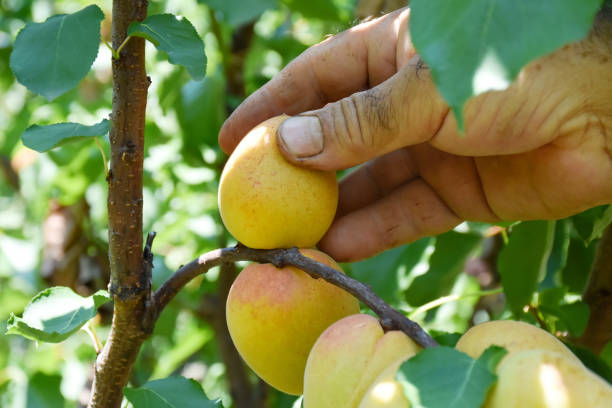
[[485, 349, 612, 408], [456, 320, 581, 364], [303, 314, 419, 408], [226, 249, 359, 395], [218, 115, 338, 249]]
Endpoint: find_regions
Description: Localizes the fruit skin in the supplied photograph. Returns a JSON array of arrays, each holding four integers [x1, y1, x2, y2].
[[358, 363, 410, 408], [303, 314, 419, 408], [485, 349, 612, 408], [226, 249, 359, 395], [218, 115, 338, 249], [455, 320, 581, 364]]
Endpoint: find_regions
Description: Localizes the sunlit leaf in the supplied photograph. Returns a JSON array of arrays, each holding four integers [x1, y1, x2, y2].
[[6, 287, 111, 343], [405, 231, 481, 306], [410, 0, 603, 128], [350, 238, 430, 306], [398, 346, 507, 408], [498, 221, 554, 315], [128, 14, 206, 80], [124, 376, 222, 407], [10, 5, 104, 100], [540, 220, 570, 290], [22, 119, 110, 152]]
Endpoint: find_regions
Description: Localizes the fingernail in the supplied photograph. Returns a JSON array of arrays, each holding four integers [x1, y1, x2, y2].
[[279, 116, 323, 158]]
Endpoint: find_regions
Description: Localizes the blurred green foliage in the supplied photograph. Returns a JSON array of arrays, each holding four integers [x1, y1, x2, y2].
[[0, 0, 610, 407]]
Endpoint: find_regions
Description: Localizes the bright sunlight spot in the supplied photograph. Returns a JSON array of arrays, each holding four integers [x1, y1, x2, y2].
[[473, 49, 510, 95], [539, 363, 569, 408], [370, 380, 400, 403]]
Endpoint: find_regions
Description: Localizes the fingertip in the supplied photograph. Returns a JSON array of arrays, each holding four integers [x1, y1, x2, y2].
[[318, 217, 377, 262], [218, 120, 237, 155]]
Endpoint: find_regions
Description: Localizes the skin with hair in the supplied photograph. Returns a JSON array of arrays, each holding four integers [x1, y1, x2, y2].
[[219, 7, 612, 262]]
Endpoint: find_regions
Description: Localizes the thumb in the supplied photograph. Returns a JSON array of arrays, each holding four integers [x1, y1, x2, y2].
[[277, 62, 448, 171]]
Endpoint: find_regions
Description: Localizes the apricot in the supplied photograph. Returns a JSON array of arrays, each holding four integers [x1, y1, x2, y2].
[[225, 249, 359, 395], [218, 115, 338, 249], [303, 314, 419, 408], [485, 349, 612, 407], [455, 320, 581, 364]]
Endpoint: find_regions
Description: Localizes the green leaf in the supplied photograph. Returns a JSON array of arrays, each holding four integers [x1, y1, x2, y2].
[[540, 220, 570, 290], [26, 372, 65, 408], [281, 0, 343, 21], [21, 119, 110, 152], [539, 298, 590, 337], [429, 330, 462, 347], [9, 5, 104, 100], [498, 221, 555, 315], [124, 376, 222, 408], [410, 0, 603, 128], [5, 287, 111, 343], [128, 14, 206, 80], [601, 341, 612, 369], [405, 231, 481, 306], [398, 346, 507, 408], [177, 71, 226, 164], [350, 238, 430, 306], [561, 236, 597, 293], [203, 0, 277, 26], [572, 205, 612, 245]]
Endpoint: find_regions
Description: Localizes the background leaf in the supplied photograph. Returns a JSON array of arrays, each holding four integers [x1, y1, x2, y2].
[[571, 205, 612, 244], [398, 346, 506, 408], [281, 0, 343, 21], [203, 0, 277, 26], [6, 287, 111, 343], [410, 0, 603, 128], [498, 221, 555, 314], [9, 5, 104, 100], [26, 372, 65, 408], [405, 231, 481, 306], [349, 238, 430, 306], [124, 376, 222, 408], [177, 71, 226, 164], [128, 14, 207, 80], [21, 119, 110, 152]]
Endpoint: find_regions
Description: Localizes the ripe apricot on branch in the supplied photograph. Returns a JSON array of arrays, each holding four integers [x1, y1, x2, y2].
[[218, 115, 338, 249], [455, 320, 581, 364], [485, 349, 612, 407], [303, 314, 420, 408], [225, 249, 359, 395]]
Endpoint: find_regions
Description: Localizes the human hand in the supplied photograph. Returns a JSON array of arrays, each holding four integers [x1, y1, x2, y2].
[[219, 8, 612, 261]]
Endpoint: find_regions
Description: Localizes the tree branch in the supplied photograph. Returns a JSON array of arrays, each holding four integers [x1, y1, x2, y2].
[[151, 246, 438, 349], [578, 223, 612, 353], [88, 0, 150, 406]]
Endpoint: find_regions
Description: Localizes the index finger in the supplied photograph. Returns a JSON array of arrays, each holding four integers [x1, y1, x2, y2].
[[218, 8, 413, 154]]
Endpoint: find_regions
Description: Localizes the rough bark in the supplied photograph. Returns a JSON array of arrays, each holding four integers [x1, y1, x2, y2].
[[88, 1, 150, 406], [578, 223, 612, 353]]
